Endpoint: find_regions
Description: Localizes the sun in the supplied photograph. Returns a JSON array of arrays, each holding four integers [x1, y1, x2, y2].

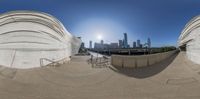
[[97, 34, 102, 40]]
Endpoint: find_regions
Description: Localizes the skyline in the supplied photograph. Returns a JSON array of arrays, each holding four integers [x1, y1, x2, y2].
[[90, 33, 151, 49], [1, 0, 200, 47]]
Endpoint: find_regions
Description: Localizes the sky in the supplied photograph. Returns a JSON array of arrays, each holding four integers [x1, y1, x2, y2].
[[0, 0, 200, 47]]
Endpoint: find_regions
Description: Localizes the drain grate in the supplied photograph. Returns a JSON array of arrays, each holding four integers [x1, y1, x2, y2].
[[166, 77, 198, 85]]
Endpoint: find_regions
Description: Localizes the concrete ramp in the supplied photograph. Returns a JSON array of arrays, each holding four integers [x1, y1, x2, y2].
[[0, 53, 199, 99]]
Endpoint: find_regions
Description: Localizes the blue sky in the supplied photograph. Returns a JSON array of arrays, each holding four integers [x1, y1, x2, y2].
[[0, 0, 200, 47]]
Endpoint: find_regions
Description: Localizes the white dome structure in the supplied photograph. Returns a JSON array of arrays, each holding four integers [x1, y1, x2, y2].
[[0, 11, 81, 69], [178, 15, 200, 64]]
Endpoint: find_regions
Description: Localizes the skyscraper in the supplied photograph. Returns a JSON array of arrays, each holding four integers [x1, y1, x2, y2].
[[101, 40, 104, 45], [137, 40, 141, 48], [110, 43, 118, 49], [133, 41, 136, 48], [89, 41, 92, 49], [122, 40, 124, 48], [119, 40, 123, 48], [147, 38, 151, 48], [80, 42, 85, 48], [139, 44, 143, 48], [123, 33, 128, 48]]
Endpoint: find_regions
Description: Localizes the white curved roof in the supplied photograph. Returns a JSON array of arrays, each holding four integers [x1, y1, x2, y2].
[[0, 11, 81, 69], [178, 15, 200, 46], [0, 10, 72, 36], [0, 10, 78, 50]]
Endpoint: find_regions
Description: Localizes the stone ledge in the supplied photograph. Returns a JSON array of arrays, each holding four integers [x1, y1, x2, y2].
[[111, 50, 178, 68]]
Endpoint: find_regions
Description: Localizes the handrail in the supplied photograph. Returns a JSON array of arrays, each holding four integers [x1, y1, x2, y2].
[[88, 56, 110, 68]]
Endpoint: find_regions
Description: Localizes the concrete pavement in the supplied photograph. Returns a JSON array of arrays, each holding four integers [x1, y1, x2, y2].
[[0, 52, 200, 99]]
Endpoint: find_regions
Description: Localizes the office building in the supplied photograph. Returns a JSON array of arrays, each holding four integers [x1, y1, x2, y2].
[[137, 40, 141, 48], [110, 43, 118, 49], [139, 44, 143, 48], [123, 33, 128, 48], [89, 41, 92, 49], [119, 40, 123, 48], [94, 43, 101, 49], [133, 41, 136, 48], [80, 42, 85, 49], [101, 40, 104, 45]]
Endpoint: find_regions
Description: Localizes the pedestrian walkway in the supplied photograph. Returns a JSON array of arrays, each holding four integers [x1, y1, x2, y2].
[[0, 52, 199, 99]]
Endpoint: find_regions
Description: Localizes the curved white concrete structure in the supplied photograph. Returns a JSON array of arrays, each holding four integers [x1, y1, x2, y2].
[[178, 15, 200, 64], [0, 11, 81, 69]]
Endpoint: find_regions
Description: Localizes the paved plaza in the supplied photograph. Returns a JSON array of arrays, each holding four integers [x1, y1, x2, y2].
[[0, 52, 200, 99]]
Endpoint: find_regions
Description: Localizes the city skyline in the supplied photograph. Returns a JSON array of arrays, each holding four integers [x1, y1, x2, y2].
[[91, 33, 151, 49], [1, 0, 200, 47]]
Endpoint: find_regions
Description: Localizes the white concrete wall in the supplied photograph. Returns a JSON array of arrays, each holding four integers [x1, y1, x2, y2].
[[123, 56, 136, 68], [111, 50, 177, 68], [178, 15, 200, 65], [186, 32, 200, 64], [111, 55, 124, 67], [0, 11, 81, 69]]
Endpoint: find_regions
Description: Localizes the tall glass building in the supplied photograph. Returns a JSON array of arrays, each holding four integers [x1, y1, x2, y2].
[[123, 33, 128, 48]]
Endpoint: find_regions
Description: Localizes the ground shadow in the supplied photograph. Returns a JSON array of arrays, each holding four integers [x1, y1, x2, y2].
[[109, 52, 179, 79]]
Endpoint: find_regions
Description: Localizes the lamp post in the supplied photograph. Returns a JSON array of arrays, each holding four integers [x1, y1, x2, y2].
[[143, 43, 149, 55]]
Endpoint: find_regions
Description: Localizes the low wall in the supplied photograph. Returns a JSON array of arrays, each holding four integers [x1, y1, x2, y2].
[[111, 50, 178, 68]]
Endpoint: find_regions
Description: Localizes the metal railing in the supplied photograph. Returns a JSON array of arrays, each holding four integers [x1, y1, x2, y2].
[[88, 55, 110, 68]]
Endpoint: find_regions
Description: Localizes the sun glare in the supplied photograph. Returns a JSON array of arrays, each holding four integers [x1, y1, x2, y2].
[[97, 34, 102, 40]]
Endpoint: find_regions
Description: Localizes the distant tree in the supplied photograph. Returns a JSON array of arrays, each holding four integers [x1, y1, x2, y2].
[[160, 46, 176, 52]]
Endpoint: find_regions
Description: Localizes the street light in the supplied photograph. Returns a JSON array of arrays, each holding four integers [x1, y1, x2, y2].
[[143, 43, 149, 55]]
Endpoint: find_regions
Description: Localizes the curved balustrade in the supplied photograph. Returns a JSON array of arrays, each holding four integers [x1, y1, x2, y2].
[[111, 50, 178, 68]]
